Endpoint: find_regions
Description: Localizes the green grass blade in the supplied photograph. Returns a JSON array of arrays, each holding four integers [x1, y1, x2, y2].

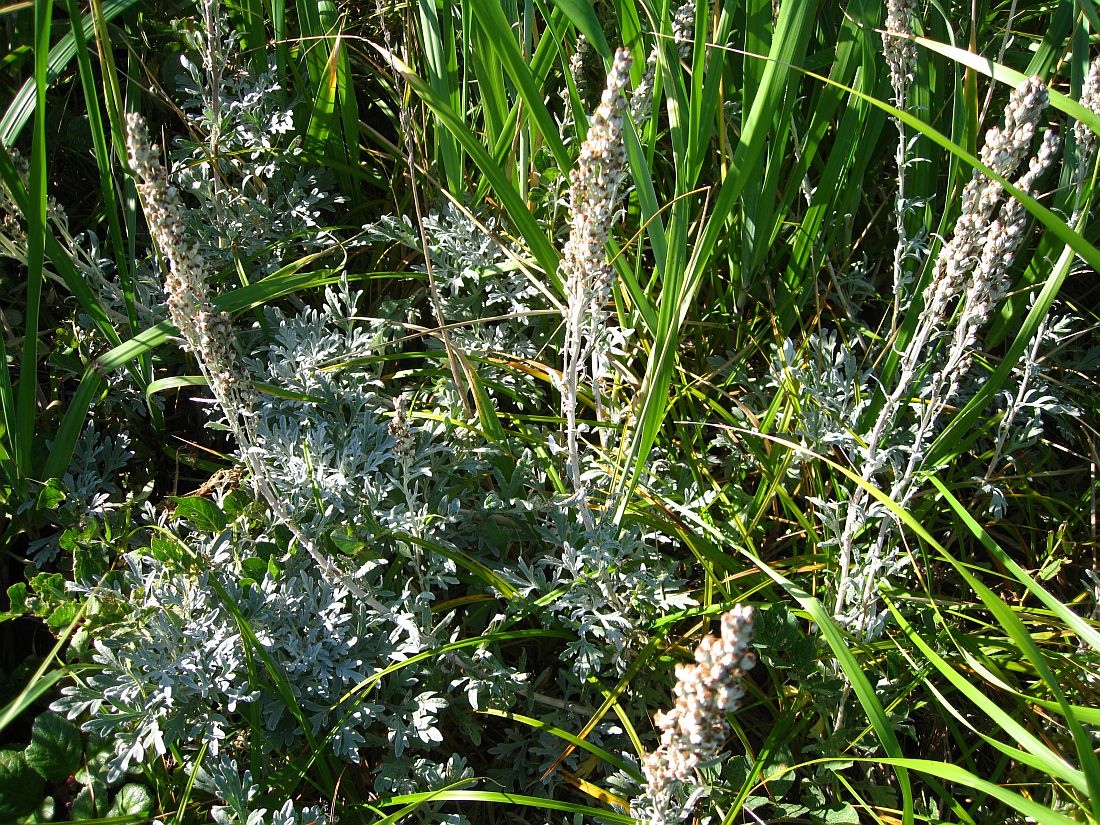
[[42, 369, 105, 481], [0, 602, 88, 733], [929, 477, 1100, 653], [17, 0, 54, 494], [747, 432, 1100, 821], [463, 0, 569, 172], [62, 0, 130, 293], [479, 708, 641, 780], [614, 0, 817, 518], [872, 759, 1082, 825], [0, 0, 137, 144], [377, 790, 634, 823], [743, 560, 915, 825], [419, 0, 463, 192], [886, 601, 1088, 794], [376, 44, 561, 283]]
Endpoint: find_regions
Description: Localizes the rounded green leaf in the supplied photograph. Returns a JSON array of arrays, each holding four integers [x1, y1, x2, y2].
[[107, 783, 153, 817], [24, 711, 82, 782], [0, 749, 46, 819]]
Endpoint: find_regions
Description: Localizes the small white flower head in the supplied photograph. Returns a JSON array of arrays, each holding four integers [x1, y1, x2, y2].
[[126, 112, 254, 423], [1074, 57, 1100, 181], [635, 605, 756, 823], [883, 0, 918, 104]]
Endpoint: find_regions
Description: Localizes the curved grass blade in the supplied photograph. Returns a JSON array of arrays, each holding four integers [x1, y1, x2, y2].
[[885, 600, 1088, 794], [0, 0, 138, 144], [479, 708, 641, 780], [373, 44, 560, 284], [735, 430, 1100, 821], [872, 758, 1082, 825], [740, 558, 915, 825], [378, 790, 634, 823], [929, 477, 1100, 653], [463, 0, 569, 172]]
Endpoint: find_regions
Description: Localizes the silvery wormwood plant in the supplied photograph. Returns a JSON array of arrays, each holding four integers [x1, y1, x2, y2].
[[831, 77, 1061, 640], [979, 306, 1094, 519], [360, 200, 555, 413], [170, 9, 345, 275], [52, 507, 517, 811], [55, 274, 537, 810], [185, 754, 327, 825]]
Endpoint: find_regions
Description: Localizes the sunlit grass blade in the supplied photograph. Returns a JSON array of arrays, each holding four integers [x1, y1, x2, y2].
[[885, 600, 1088, 795], [378, 790, 635, 823], [479, 708, 642, 780], [870, 759, 1082, 825], [929, 477, 1100, 653], [614, 0, 817, 519], [0, 0, 137, 144], [743, 558, 915, 825], [374, 44, 560, 282]]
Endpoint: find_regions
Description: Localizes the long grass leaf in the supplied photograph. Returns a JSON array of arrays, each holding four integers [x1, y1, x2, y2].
[[375, 44, 560, 283], [872, 759, 1082, 825], [0, 0, 137, 144], [929, 477, 1100, 653], [18, 0, 54, 493], [378, 790, 633, 822], [463, 0, 569, 171], [743, 560, 915, 825], [886, 601, 1087, 793]]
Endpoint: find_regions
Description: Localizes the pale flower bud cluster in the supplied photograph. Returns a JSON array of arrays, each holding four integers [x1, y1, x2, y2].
[[940, 129, 1059, 400], [125, 112, 255, 425], [635, 606, 756, 824], [561, 46, 632, 351], [922, 77, 1048, 324], [1075, 57, 1100, 165], [883, 0, 917, 105], [1072, 57, 1100, 217], [568, 35, 592, 108], [631, 0, 696, 125], [558, 47, 632, 531], [671, 0, 698, 59]]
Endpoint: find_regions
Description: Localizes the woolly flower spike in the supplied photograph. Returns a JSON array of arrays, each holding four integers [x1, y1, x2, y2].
[[671, 0, 698, 59], [938, 128, 1060, 401], [559, 47, 632, 531], [920, 77, 1048, 344], [883, 0, 917, 105], [561, 45, 632, 341], [1073, 58, 1100, 210], [1076, 58, 1100, 159], [834, 78, 1057, 641], [127, 118, 384, 608], [125, 112, 254, 425], [634, 606, 756, 824]]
